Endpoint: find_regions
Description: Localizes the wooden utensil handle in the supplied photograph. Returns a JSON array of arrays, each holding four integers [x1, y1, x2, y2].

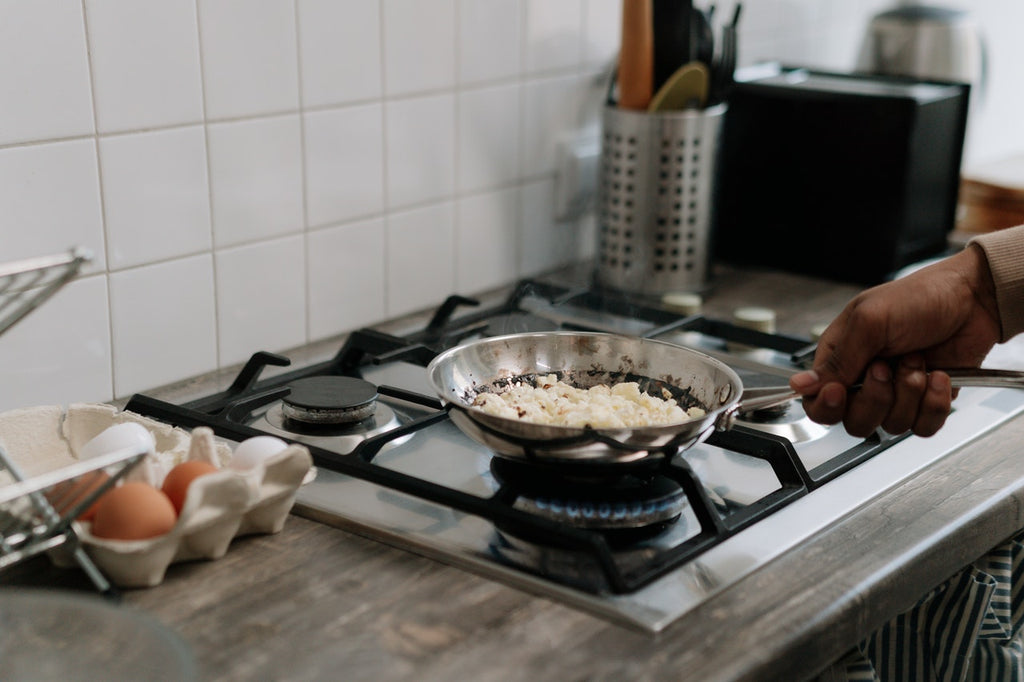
[[618, 0, 654, 109]]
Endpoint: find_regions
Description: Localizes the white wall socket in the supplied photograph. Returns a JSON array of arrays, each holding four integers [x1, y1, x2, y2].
[[554, 129, 601, 222]]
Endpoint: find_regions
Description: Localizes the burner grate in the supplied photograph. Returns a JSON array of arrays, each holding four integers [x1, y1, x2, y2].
[[125, 384, 810, 594], [124, 278, 903, 595]]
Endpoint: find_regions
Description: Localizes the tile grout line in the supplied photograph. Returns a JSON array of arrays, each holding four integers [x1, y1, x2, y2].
[[194, 0, 222, 376], [453, 0, 463, 291], [293, 0, 312, 347], [78, 0, 118, 403], [380, 1, 392, 319]]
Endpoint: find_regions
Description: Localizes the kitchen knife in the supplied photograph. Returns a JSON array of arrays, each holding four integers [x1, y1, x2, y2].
[[652, 0, 693, 93], [617, 0, 654, 109]]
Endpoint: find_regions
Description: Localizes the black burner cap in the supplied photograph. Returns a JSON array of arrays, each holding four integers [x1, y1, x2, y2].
[[282, 376, 378, 424]]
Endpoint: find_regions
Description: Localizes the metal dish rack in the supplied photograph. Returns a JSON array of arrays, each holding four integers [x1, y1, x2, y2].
[[0, 247, 145, 594], [0, 446, 148, 594], [0, 247, 92, 337]]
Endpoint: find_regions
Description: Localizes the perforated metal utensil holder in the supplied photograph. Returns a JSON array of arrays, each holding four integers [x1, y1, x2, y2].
[[596, 103, 726, 297]]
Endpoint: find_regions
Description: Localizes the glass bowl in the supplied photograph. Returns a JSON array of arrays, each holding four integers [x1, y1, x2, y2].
[[0, 588, 197, 681]]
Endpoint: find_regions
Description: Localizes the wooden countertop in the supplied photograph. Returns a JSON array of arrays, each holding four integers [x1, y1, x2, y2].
[[7, 265, 1024, 681]]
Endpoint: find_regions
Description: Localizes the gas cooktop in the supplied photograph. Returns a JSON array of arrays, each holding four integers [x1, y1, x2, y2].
[[125, 280, 1024, 632]]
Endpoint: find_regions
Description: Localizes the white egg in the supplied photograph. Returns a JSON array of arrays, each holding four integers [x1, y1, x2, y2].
[[229, 436, 288, 471], [79, 422, 156, 460]]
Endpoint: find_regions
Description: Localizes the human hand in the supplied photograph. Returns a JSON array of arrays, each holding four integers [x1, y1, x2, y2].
[[788, 245, 1001, 437]]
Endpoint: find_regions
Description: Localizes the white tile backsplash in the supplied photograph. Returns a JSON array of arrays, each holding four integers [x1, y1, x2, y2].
[[108, 255, 218, 397], [387, 202, 455, 317], [456, 188, 520, 292], [0, 140, 105, 271], [215, 236, 307, 367], [458, 0, 522, 85], [296, 0, 383, 107], [382, 0, 456, 96], [457, 83, 522, 192], [0, 276, 111, 412], [303, 104, 385, 226], [582, 0, 621, 67], [207, 115, 304, 247], [100, 126, 212, 269], [85, 0, 203, 133], [0, 1, 93, 146], [2, 0, 1024, 408], [524, 0, 584, 74], [521, 74, 586, 176], [519, 178, 562, 276], [385, 93, 456, 208], [307, 219, 387, 339], [197, 0, 300, 120]]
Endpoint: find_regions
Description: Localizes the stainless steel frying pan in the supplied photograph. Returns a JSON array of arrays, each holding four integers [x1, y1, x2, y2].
[[426, 331, 1024, 466], [428, 331, 753, 465]]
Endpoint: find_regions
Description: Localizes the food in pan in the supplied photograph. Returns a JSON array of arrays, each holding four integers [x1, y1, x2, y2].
[[471, 374, 706, 428]]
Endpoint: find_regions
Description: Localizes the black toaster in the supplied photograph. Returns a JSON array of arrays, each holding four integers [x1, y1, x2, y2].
[[713, 67, 971, 285]]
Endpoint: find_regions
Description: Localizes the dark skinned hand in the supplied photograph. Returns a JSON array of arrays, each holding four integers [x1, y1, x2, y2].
[[788, 244, 1002, 437]]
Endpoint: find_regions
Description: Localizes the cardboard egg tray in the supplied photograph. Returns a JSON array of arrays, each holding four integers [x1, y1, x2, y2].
[[0, 403, 314, 588]]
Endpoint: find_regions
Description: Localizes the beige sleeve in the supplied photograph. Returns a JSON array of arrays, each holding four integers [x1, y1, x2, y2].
[[970, 224, 1024, 341]]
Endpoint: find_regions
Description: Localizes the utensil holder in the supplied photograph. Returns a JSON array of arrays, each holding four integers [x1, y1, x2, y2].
[[595, 103, 726, 297]]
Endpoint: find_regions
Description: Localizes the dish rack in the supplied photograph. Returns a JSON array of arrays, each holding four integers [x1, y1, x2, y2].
[[0, 246, 128, 593], [0, 247, 92, 337], [0, 444, 147, 595]]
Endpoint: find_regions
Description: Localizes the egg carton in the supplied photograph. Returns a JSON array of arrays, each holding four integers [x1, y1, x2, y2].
[[0, 403, 314, 588]]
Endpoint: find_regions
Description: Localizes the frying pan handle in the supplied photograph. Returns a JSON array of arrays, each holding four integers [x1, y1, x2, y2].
[[944, 368, 1024, 388], [736, 368, 1024, 417], [712, 386, 801, 432], [736, 387, 800, 413]]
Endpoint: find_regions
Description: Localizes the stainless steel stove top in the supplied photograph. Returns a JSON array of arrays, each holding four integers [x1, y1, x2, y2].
[[125, 282, 1024, 633], [288, 347, 1024, 632]]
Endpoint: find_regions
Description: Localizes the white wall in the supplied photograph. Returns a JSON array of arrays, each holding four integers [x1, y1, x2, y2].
[[1, 0, 1021, 411], [735, 0, 1024, 167]]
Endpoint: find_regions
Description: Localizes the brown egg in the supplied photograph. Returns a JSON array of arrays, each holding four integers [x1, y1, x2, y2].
[[91, 482, 177, 540], [161, 460, 218, 514]]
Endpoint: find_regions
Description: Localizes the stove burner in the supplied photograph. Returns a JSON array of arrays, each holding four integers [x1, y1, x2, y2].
[[489, 458, 686, 534], [736, 401, 829, 443], [490, 527, 669, 592], [745, 402, 792, 420], [258, 399, 406, 455], [282, 376, 378, 425]]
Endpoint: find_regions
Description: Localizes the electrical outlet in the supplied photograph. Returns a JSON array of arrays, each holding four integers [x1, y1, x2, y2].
[[554, 130, 600, 222]]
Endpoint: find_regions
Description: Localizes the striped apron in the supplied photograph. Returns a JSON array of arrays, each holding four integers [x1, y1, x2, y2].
[[822, 529, 1024, 681]]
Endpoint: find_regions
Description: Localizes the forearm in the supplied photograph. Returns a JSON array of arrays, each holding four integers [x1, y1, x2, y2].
[[969, 224, 1024, 341]]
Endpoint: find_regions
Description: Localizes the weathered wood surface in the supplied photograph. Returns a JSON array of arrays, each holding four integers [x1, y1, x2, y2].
[[8, 265, 1024, 681]]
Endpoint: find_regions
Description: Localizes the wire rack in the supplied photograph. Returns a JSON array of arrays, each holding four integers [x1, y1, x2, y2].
[[0, 444, 147, 594], [0, 247, 92, 338], [0, 246, 131, 592]]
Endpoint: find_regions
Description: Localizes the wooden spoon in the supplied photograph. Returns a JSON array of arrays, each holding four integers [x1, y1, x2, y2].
[[617, 0, 654, 109]]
